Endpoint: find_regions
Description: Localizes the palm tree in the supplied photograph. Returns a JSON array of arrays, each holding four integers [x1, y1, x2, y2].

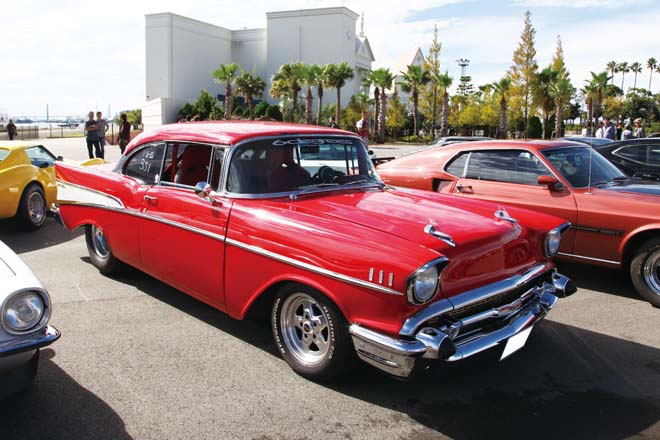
[[630, 62, 642, 90], [491, 77, 512, 139], [235, 70, 266, 120], [212, 63, 240, 120], [311, 64, 326, 125], [549, 78, 573, 138], [400, 64, 431, 137], [536, 66, 559, 139], [580, 82, 598, 135], [589, 70, 611, 120], [647, 58, 658, 91], [300, 65, 318, 124], [272, 63, 305, 122], [371, 68, 395, 143], [606, 61, 618, 84], [324, 62, 355, 125], [617, 62, 630, 91], [436, 72, 453, 136], [362, 70, 380, 135]]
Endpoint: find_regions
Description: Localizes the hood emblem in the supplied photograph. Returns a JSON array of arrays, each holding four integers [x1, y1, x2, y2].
[[424, 224, 456, 247], [494, 206, 518, 224]]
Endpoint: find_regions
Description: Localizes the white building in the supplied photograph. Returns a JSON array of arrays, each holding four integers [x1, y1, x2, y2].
[[144, 7, 375, 131]]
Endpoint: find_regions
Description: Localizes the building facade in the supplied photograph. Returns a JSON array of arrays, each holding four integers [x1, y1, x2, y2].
[[144, 7, 374, 130]]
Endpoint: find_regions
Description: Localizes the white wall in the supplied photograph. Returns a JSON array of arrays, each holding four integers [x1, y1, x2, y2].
[[142, 97, 182, 133]]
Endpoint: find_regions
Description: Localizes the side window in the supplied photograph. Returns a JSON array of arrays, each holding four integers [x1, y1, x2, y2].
[[25, 146, 56, 167], [124, 143, 165, 185], [445, 152, 469, 177], [465, 150, 550, 185], [160, 143, 213, 188], [649, 146, 660, 165], [615, 145, 648, 163]]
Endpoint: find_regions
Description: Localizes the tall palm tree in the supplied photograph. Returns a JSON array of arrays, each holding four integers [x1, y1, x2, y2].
[[310, 64, 326, 125], [630, 62, 642, 90], [272, 63, 304, 122], [647, 58, 658, 91], [549, 78, 573, 138], [436, 72, 453, 137], [491, 77, 512, 139], [400, 64, 431, 137], [606, 61, 618, 85], [235, 70, 266, 120], [536, 66, 559, 139], [212, 63, 240, 120], [617, 62, 630, 91], [300, 65, 318, 124], [581, 82, 598, 135], [590, 70, 611, 119], [371, 68, 395, 143], [324, 62, 355, 125], [362, 70, 380, 135]]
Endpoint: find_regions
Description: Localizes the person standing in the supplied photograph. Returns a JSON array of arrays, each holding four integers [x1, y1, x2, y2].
[[633, 118, 646, 138], [328, 116, 339, 129], [356, 111, 370, 146], [6, 119, 17, 141], [118, 113, 130, 154], [621, 123, 633, 140], [96, 111, 108, 159], [84, 111, 100, 159], [602, 117, 616, 140]]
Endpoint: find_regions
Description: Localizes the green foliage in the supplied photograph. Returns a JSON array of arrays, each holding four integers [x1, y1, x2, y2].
[[340, 93, 370, 132], [386, 91, 407, 138], [509, 11, 539, 132], [194, 89, 220, 120], [264, 104, 283, 121], [324, 61, 355, 122], [116, 109, 142, 125], [178, 102, 195, 120], [254, 101, 269, 118], [527, 115, 542, 138], [321, 104, 337, 126]]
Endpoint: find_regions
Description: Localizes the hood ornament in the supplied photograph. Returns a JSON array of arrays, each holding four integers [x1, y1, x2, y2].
[[494, 206, 518, 224], [424, 224, 456, 247]]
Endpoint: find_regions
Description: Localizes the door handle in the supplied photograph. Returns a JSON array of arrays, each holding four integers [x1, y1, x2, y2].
[[144, 195, 158, 204], [456, 184, 473, 193]]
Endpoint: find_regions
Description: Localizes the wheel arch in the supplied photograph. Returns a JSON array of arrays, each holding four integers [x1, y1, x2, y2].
[[621, 227, 660, 268]]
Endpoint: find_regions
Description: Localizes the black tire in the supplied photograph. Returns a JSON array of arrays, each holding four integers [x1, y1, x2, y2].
[[17, 183, 47, 230], [271, 283, 353, 380], [630, 238, 660, 308], [85, 224, 121, 275]]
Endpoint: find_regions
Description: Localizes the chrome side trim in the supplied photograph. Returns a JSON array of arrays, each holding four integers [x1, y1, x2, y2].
[[399, 263, 551, 337], [56, 180, 125, 208], [225, 238, 404, 296], [557, 252, 621, 266]]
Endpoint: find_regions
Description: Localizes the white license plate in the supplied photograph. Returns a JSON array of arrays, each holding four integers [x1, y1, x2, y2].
[[500, 326, 533, 361]]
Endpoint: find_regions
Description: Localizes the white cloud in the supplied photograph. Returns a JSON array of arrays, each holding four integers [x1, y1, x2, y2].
[[513, 0, 649, 8]]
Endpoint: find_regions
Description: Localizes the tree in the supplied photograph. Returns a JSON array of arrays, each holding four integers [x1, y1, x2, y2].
[[362, 69, 380, 134], [549, 78, 574, 138], [509, 11, 539, 137], [194, 90, 221, 120], [400, 64, 431, 137], [271, 63, 304, 122], [581, 82, 598, 135], [590, 70, 611, 120], [324, 62, 355, 125], [535, 66, 558, 139], [617, 62, 630, 91], [386, 90, 407, 140], [212, 63, 240, 120], [235, 70, 266, 120], [311, 64, 326, 125], [630, 62, 643, 90], [436, 72, 453, 136], [606, 61, 618, 85], [371, 68, 395, 143], [300, 64, 318, 124], [340, 93, 369, 131], [647, 58, 657, 91], [491, 77, 512, 139], [426, 25, 442, 133]]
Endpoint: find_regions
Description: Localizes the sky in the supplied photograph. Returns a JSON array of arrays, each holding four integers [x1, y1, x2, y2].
[[1, 0, 659, 118]]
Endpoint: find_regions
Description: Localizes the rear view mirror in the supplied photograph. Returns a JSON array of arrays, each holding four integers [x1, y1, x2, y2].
[[538, 175, 561, 189]]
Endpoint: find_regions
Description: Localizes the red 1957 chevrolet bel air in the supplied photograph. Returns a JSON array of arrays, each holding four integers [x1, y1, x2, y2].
[[55, 121, 575, 380]]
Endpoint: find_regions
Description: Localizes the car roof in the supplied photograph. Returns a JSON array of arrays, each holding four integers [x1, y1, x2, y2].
[[126, 121, 357, 154], [437, 139, 583, 153], [0, 141, 42, 151]]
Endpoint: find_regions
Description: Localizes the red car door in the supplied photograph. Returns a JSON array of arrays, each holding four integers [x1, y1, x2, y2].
[[447, 149, 578, 253], [139, 144, 231, 309]]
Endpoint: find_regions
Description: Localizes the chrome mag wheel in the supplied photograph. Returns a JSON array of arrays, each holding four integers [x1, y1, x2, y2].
[[280, 292, 330, 366], [91, 226, 110, 258], [27, 191, 45, 224], [643, 250, 660, 296]]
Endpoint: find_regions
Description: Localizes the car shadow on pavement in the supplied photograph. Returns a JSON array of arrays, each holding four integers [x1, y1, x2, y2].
[[556, 261, 639, 301], [0, 218, 83, 255], [0, 349, 132, 440]]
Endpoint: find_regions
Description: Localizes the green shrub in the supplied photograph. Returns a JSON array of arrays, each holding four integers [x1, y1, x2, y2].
[[265, 105, 283, 121]]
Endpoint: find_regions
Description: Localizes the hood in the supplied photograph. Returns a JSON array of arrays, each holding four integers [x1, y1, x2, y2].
[[290, 188, 549, 297], [600, 179, 660, 196]]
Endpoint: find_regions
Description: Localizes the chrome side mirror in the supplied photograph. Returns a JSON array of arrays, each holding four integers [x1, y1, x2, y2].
[[194, 182, 218, 202]]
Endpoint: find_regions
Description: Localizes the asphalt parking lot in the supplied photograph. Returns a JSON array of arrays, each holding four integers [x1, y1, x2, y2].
[[0, 139, 659, 439]]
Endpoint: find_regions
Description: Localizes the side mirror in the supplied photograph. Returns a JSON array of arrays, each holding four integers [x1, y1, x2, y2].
[[367, 149, 375, 156], [56, 156, 64, 161], [194, 181, 220, 203], [538, 175, 561, 190]]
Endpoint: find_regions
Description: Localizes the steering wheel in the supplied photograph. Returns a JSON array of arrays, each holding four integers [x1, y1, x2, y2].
[[312, 165, 343, 183]]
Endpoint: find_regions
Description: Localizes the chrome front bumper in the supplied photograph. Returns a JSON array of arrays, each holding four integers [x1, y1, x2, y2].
[[0, 325, 61, 360], [350, 267, 575, 378]]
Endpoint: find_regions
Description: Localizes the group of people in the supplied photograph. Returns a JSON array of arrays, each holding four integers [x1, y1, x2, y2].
[[84, 111, 131, 158], [586, 117, 647, 141]]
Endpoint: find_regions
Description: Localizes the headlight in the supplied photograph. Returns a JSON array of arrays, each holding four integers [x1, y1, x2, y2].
[[407, 258, 447, 305], [544, 228, 563, 257], [3, 291, 45, 332]]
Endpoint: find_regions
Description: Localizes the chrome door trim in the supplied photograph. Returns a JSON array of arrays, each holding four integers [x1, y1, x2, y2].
[[556, 252, 620, 266]]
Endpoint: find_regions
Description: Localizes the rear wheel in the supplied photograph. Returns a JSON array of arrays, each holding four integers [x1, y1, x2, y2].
[[85, 225, 121, 275], [271, 284, 352, 380], [17, 184, 47, 230], [630, 238, 660, 307]]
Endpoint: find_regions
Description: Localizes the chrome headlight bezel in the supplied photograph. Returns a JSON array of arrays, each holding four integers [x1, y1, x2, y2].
[[544, 223, 570, 258], [406, 257, 449, 305], [1, 289, 50, 335]]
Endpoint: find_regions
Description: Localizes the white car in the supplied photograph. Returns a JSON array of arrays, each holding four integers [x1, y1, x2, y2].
[[0, 241, 60, 398]]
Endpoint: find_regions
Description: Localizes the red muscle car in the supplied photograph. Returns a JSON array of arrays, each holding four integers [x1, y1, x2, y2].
[[55, 122, 575, 379], [378, 140, 660, 307]]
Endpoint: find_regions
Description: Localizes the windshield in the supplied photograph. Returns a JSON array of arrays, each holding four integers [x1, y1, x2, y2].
[[542, 146, 624, 188], [226, 136, 381, 195], [0, 149, 8, 162]]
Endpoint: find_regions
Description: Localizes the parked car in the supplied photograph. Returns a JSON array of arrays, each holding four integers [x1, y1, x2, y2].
[[378, 140, 660, 307], [432, 136, 493, 147], [55, 122, 574, 380], [0, 241, 60, 398], [594, 138, 660, 180], [559, 136, 613, 147]]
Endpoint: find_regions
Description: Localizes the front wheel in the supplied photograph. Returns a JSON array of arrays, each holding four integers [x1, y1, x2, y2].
[[17, 184, 47, 230], [271, 284, 353, 380], [85, 225, 121, 275], [630, 238, 660, 307]]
